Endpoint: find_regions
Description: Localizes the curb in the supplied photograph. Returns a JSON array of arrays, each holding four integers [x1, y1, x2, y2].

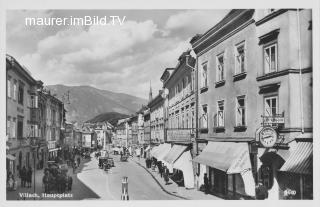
[[130, 158, 188, 200]]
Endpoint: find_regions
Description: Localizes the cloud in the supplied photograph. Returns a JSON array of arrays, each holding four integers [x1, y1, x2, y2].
[[164, 10, 229, 37], [8, 10, 227, 99]]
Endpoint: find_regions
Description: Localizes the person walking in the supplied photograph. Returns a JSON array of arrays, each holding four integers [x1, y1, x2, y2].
[[159, 163, 163, 178], [67, 175, 73, 192], [204, 173, 209, 194], [27, 167, 33, 188], [21, 166, 27, 188], [163, 167, 169, 185], [43, 170, 50, 193], [77, 156, 81, 168]]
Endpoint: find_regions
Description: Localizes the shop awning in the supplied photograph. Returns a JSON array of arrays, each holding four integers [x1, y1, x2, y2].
[[6, 154, 16, 160], [279, 141, 312, 175], [155, 143, 171, 161], [163, 145, 187, 164], [173, 151, 195, 189], [150, 144, 162, 157], [193, 142, 251, 174]]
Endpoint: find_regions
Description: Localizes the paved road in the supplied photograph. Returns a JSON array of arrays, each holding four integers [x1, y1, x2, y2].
[[77, 154, 180, 200]]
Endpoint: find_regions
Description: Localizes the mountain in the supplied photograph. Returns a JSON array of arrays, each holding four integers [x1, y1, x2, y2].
[[86, 112, 130, 126], [45, 84, 147, 123]]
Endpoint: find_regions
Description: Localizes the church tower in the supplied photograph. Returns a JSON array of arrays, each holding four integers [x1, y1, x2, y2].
[[148, 80, 153, 102]]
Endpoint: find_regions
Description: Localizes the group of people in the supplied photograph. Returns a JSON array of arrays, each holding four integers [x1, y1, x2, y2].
[[19, 166, 33, 188], [156, 161, 170, 185], [42, 168, 73, 193]]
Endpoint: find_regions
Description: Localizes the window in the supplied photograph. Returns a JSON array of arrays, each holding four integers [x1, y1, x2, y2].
[[236, 96, 246, 126], [201, 63, 208, 88], [201, 105, 208, 129], [217, 100, 225, 127], [30, 95, 38, 108], [7, 79, 11, 98], [7, 117, 11, 138], [235, 43, 245, 74], [30, 124, 39, 137], [13, 82, 17, 100], [17, 116, 23, 139], [216, 54, 224, 82], [264, 43, 277, 74], [12, 118, 16, 138], [264, 96, 278, 116], [18, 85, 24, 105]]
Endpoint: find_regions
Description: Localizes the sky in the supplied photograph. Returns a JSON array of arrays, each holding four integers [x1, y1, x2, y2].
[[6, 9, 229, 99]]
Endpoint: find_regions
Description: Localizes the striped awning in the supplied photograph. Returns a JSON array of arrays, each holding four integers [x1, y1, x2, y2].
[[193, 142, 252, 174], [163, 145, 187, 164], [280, 142, 312, 175]]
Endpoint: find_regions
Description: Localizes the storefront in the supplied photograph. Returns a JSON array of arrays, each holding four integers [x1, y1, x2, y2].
[[193, 141, 256, 199], [278, 140, 313, 199]]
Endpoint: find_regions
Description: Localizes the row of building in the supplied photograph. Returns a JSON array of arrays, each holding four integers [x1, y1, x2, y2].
[[6, 54, 114, 177], [6, 54, 66, 175], [114, 9, 313, 200]]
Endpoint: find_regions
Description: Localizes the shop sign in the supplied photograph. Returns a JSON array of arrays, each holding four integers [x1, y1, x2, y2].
[[262, 115, 285, 126], [259, 127, 277, 148], [166, 129, 195, 142]]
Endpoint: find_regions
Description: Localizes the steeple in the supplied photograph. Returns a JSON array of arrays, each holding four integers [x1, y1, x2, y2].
[[148, 80, 153, 102]]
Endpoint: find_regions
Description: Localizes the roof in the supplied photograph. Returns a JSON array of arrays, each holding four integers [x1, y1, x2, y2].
[[6, 54, 39, 85], [191, 9, 255, 54], [279, 141, 312, 175]]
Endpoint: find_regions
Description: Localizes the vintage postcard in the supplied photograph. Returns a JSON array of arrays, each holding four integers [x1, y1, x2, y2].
[[1, 0, 319, 206]]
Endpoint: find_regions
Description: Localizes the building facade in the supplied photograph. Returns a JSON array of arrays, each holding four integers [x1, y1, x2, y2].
[[6, 55, 42, 176], [148, 91, 165, 145], [190, 9, 312, 199], [159, 51, 197, 189]]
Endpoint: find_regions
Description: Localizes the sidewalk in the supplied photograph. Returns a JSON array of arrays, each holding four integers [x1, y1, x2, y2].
[[130, 156, 222, 200]]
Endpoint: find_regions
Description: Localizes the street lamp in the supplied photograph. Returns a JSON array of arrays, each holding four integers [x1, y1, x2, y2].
[[31, 138, 40, 200]]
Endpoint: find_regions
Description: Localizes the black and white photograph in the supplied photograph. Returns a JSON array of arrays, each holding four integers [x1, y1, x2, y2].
[[1, 0, 319, 206]]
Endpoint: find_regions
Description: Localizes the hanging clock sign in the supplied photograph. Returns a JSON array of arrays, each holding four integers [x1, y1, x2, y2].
[[259, 127, 277, 148]]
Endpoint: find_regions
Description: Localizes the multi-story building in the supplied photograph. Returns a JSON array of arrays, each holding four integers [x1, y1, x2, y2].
[[137, 106, 147, 146], [143, 109, 151, 144], [64, 122, 74, 148], [6, 54, 43, 175], [115, 118, 129, 147], [40, 89, 65, 161], [148, 91, 165, 145], [129, 115, 139, 146], [159, 51, 197, 189], [81, 126, 97, 150], [190, 9, 312, 199]]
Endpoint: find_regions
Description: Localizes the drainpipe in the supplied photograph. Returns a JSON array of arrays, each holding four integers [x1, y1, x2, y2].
[[297, 9, 304, 133]]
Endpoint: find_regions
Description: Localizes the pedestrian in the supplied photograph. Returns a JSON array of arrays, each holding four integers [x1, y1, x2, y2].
[[77, 156, 81, 167], [21, 166, 27, 187], [7, 171, 15, 191], [67, 175, 73, 191], [27, 167, 33, 188], [204, 173, 209, 194], [42, 171, 50, 193], [163, 167, 169, 185], [159, 163, 163, 178]]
